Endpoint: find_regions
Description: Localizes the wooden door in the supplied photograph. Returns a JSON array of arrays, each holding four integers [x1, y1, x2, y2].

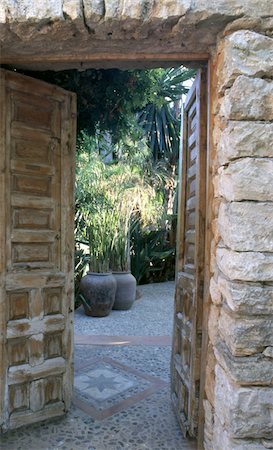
[[0, 69, 76, 431], [171, 69, 207, 438]]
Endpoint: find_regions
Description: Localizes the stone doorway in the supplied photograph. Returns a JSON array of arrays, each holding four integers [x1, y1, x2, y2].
[[2, 60, 208, 450], [1, 2, 273, 449]]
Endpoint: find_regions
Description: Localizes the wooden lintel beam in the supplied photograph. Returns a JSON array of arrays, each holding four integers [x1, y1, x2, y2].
[[1, 52, 209, 65]]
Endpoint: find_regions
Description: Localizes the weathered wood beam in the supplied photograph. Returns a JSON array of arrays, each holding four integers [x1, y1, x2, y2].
[[2, 52, 209, 65]]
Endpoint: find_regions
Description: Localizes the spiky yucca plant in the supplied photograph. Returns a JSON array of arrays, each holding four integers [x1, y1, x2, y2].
[[137, 66, 195, 163]]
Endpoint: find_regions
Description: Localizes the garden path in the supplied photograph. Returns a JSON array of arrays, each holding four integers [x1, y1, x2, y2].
[[0, 282, 196, 450]]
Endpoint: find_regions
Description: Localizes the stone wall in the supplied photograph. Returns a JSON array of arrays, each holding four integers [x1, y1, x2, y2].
[[205, 29, 273, 450], [0, 0, 273, 70]]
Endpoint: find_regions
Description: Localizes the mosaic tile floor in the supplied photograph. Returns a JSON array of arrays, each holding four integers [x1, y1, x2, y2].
[[0, 346, 196, 450], [0, 282, 197, 450], [73, 356, 167, 420]]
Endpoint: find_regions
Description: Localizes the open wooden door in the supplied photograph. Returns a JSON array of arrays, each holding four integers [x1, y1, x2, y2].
[[171, 68, 207, 439], [0, 69, 76, 431]]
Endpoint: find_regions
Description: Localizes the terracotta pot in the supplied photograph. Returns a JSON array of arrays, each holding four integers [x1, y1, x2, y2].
[[79, 272, 117, 317], [112, 271, 136, 310]]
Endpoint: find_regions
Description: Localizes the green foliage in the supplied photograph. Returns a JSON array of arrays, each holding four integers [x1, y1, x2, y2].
[[75, 132, 164, 274], [137, 67, 195, 163], [75, 146, 116, 272], [74, 247, 89, 308], [131, 223, 175, 285], [25, 68, 155, 142], [23, 66, 194, 164], [20, 65, 195, 288]]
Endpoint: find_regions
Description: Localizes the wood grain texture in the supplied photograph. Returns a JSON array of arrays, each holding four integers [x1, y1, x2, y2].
[[2, 52, 209, 66], [171, 68, 208, 439], [0, 69, 76, 431], [0, 70, 8, 429], [197, 61, 213, 450]]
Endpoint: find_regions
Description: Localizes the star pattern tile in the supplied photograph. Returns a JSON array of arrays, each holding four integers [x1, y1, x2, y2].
[[73, 356, 167, 420], [74, 368, 134, 401]]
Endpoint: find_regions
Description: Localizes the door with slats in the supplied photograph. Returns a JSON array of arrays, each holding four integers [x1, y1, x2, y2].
[[0, 69, 76, 431], [171, 68, 207, 438]]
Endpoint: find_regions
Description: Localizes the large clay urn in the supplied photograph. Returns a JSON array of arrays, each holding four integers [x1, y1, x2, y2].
[[112, 271, 136, 310], [79, 272, 117, 317]]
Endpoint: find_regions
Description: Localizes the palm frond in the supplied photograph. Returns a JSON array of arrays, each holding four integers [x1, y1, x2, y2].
[[137, 66, 195, 163]]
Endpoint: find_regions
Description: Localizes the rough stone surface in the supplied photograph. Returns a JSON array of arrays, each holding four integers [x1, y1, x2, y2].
[[263, 347, 273, 358], [217, 248, 273, 282], [215, 341, 273, 385], [219, 307, 273, 356], [63, 0, 82, 21], [213, 417, 269, 450], [208, 305, 220, 347], [220, 76, 273, 121], [205, 343, 217, 406], [189, 0, 273, 18], [218, 121, 273, 166], [203, 400, 214, 450], [218, 202, 273, 252], [0, 1, 273, 70], [223, 16, 273, 38], [218, 276, 273, 315], [262, 439, 273, 449], [1, 0, 64, 21], [215, 365, 273, 439], [209, 277, 222, 305], [217, 31, 273, 91], [1, 0, 272, 24], [218, 158, 273, 202]]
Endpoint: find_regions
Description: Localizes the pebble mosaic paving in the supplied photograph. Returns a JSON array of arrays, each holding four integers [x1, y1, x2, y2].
[[73, 356, 167, 420], [0, 282, 196, 450]]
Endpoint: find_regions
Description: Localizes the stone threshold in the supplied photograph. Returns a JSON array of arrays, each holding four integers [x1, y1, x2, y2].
[[74, 334, 172, 346]]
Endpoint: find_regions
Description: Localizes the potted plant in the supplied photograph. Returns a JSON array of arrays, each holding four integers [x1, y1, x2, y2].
[[109, 173, 162, 310], [75, 135, 165, 314], [78, 212, 117, 317], [76, 152, 117, 317], [110, 207, 137, 311]]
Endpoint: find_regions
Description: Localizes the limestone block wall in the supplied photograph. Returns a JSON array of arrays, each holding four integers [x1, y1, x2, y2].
[[206, 30, 273, 450], [0, 0, 273, 70]]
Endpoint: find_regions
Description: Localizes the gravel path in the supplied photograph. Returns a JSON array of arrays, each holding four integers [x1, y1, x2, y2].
[[74, 281, 175, 336]]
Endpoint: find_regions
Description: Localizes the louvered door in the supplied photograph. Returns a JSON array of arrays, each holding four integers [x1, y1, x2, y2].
[[0, 69, 76, 431], [171, 69, 207, 438]]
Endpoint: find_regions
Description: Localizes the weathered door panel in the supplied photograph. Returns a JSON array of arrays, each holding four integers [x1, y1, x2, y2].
[[171, 69, 207, 438], [0, 69, 76, 431]]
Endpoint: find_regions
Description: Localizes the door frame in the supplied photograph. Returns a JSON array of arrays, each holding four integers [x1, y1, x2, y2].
[[1, 56, 211, 447], [172, 64, 211, 447], [197, 62, 212, 450]]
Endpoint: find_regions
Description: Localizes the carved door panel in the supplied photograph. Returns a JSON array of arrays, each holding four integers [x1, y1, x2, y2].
[[171, 69, 207, 438], [0, 69, 76, 431]]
